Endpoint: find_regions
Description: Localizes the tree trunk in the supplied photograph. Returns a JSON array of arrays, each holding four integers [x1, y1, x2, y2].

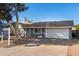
[[14, 4, 19, 40], [9, 23, 16, 36], [8, 21, 17, 41]]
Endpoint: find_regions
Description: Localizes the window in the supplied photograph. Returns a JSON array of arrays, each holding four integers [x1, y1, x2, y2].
[[34, 28, 42, 34]]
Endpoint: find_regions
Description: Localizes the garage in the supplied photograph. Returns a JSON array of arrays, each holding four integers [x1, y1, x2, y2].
[[45, 28, 70, 39]]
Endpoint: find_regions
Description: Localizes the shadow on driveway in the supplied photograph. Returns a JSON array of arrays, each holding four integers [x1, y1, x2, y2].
[[12, 38, 72, 47]]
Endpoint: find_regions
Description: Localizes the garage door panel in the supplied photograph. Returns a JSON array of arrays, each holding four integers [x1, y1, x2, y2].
[[45, 29, 69, 39]]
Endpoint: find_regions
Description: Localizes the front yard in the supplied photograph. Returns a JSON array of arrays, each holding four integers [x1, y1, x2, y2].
[[0, 38, 73, 56], [0, 43, 68, 56]]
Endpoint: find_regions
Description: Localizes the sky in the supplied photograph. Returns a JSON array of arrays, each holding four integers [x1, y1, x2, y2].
[[13, 3, 79, 24]]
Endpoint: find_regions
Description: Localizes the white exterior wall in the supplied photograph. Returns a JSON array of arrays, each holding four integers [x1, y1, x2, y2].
[[45, 28, 70, 39]]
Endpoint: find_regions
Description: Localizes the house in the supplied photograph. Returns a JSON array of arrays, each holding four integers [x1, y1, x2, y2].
[[72, 26, 79, 38], [22, 20, 73, 39], [72, 27, 77, 38]]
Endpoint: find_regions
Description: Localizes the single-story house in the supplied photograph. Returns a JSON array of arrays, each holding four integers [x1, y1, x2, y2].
[[22, 20, 73, 39]]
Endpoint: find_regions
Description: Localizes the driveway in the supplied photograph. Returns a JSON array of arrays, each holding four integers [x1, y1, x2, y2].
[[71, 39, 79, 56], [0, 39, 72, 56], [0, 44, 68, 56]]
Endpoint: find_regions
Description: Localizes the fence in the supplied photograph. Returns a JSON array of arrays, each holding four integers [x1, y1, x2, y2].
[[2, 28, 10, 46], [72, 30, 79, 38], [76, 30, 79, 38]]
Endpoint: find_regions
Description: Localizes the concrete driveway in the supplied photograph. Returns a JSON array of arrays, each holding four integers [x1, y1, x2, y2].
[[0, 45, 68, 56], [0, 40, 69, 56], [0, 39, 72, 56]]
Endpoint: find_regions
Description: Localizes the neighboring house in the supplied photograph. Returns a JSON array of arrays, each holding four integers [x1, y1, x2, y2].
[[0, 21, 9, 38], [72, 27, 77, 37], [22, 20, 73, 39], [72, 26, 79, 38]]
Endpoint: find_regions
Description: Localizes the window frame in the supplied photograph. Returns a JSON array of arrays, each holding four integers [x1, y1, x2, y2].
[[33, 28, 42, 34]]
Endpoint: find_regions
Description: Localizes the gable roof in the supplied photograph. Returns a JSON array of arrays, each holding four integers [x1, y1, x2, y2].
[[22, 20, 74, 28]]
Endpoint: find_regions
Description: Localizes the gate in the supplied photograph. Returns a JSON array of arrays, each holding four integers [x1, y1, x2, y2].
[[72, 30, 79, 38]]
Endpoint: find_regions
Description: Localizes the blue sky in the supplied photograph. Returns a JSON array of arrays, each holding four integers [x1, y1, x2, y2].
[[13, 3, 79, 24]]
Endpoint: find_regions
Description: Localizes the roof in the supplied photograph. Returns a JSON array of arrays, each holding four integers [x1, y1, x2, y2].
[[22, 20, 74, 28], [22, 24, 33, 27]]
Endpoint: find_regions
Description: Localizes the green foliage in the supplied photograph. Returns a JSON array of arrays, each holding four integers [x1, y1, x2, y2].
[[74, 24, 79, 30], [0, 3, 28, 22]]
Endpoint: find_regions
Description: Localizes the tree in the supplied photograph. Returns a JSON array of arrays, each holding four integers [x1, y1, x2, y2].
[[14, 3, 28, 40], [0, 3, 29, 40], [74, 24, 79, 30]]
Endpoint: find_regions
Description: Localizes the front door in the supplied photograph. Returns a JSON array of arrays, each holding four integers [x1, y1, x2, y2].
[[25, 28, 31, 37]]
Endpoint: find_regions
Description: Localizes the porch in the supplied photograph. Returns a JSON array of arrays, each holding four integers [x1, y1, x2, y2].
[[24, 28, 45, 38]]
